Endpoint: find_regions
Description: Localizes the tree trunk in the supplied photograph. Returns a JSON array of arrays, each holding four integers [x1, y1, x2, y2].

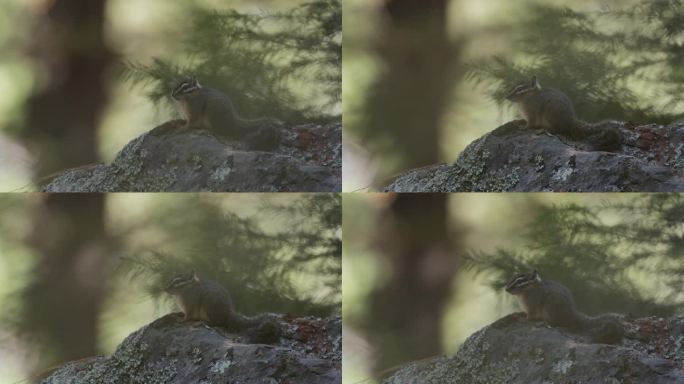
[[365, 0, 460, 183], [24, 0, 114, 179], [24, 194, 110, 367], [21, 0, 113, 369], [368, 193, 459, 375]]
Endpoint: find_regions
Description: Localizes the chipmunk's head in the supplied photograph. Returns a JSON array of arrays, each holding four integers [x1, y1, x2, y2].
[[505, 270, 542, 294], [165, 271, 200, 293], [505, 75, 541, 101], [171, 76, 202, 101]]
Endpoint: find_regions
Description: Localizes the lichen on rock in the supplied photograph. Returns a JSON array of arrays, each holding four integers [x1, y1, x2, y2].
[[42, 120, 341, 192], [383, 314, 684, 384], [385, 120, 684, 192], [42, 314, 341, 384]]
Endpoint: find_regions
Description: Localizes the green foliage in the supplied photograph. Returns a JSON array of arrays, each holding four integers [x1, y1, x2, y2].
[[121, 194, 341, 317], [466, 194, 684, 317], [122, 0, 341, 124], [0, 195, 33, 329], [261, 193, 342, 300], [467, 0, 684, 124]]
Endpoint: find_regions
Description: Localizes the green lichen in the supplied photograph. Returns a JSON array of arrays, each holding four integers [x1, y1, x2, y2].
[[210, 161, 233, 182], [210, 359, 233, 374], [452, 140, 490, 189], [192, 347, 203, 364], [42, 326, 179, 384], [551, 358, 573, 374], [551, 166, 573, 183], [534, 154, 545, 172], [449, 139, 520, 192], [667, 142, 684, 170]]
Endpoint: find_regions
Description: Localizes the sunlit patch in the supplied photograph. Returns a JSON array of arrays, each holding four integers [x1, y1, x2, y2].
[[27, 0, 56, 14]]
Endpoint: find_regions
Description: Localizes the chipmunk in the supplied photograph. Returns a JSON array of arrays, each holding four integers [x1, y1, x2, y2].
[[505, 76, 622, 152], [505, 270, 624, 344], [170, 77, 281, 151], [164, 271, 281, 344]]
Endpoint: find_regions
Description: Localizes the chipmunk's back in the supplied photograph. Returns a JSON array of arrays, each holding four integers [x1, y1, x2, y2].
[[512, 86, 577, 136]]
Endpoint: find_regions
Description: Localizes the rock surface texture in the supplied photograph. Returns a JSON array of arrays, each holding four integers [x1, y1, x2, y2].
[[42, 313, 341, 384], [385, 120, 684, 192], [43, 120, 341, 192], [383, 313, 684, 384]]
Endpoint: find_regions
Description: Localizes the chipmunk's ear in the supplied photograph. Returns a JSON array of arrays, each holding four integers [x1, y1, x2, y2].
[[532, 75, 541, 89], [532, 269, 541, 281], [192, 76, 201, 89]]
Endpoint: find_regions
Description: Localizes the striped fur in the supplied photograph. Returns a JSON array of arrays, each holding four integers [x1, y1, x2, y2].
[[171, 77, 202, 100]]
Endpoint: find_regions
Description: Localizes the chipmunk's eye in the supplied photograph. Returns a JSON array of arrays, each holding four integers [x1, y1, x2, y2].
[[172, 79, 200, 97]]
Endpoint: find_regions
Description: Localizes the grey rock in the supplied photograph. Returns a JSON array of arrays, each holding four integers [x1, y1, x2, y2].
[[43, 120, 341, 192], [383, 313, 684, 384], [42, 313, 341, 384], [385, 120, 684, 192]]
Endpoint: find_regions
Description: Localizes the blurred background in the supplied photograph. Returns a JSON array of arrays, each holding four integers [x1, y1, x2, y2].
[[0, 0, 340, 191], [343, 0, 684, 191], [342, 193, 684, 383], [0, 193, 341, 383]]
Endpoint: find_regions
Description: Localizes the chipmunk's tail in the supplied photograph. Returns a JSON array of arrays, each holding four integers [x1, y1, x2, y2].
[[577, 121, 624, 152], [232, 313, 282, 344], [237, 118, 282, 151], [576, 313, 624, 344]]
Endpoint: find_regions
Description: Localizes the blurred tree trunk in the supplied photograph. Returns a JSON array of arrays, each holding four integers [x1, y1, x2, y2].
[[24, 0, 114, 179], [20, 0, 113, 369], [24, 194, 110, 368], [368, 193, 459, 376], [366, 0, 460, 184], [364, 0, 461, 373]]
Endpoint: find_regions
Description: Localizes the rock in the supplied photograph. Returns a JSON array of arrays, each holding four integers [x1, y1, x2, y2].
[[42, 120, 341, 192], [384, 120, 684, 192], [42, 313, 341, 384], [383, 313, 684, 384]]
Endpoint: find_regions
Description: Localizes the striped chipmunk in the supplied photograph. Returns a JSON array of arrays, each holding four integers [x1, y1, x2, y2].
[[505, 76, 622, 152], [505, 270, 624, 344], [170, 76, 282, 151], [165, 271, 281, 343]]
